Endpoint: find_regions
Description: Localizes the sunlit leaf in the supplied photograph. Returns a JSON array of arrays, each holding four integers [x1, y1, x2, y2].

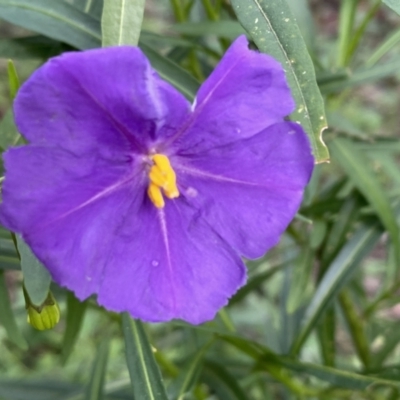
[[101, 0, 145, 46]]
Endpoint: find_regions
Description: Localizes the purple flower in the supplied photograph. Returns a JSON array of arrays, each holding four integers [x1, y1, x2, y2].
[[0, 36, 314, 324]]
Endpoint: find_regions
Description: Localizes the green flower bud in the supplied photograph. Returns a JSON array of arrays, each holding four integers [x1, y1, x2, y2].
[[25, 291, 60, 331]]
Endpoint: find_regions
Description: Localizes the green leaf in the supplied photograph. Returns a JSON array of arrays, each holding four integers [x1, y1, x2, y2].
[[122, 314, 168, 400], [0, 380, 81, 400], [267, 357, 399, 390], [67, 0, 104, 19], [330, 137, 400, 265], [287, 247, 313, 313], [173, 20, 245, 39], [366, 9, 398, 65], [317, 308, 336, 367], [0, 0, 101, 50], [339, 290, 371, 368], [101, 0, 145, 46], [201, 361, 248, 400], [231, 0, 329, 163], [320, 56, 400, 93], [0, 271, 28, 349], [85, 339, 110, 400], [0, 35, 69, 59], [383, 0, 400, 15], [291, 221, 382, 355], [168, 341, 213, 399], [16, 236, 51, 306], [7, 60, 20, 101], [220, 333, 400, 390], [373, 322, 400, 367], [337, 0, 357, 67], [61, 292, 88, 364], [0, 109, 21, 151], [286, 0, 315, 51]]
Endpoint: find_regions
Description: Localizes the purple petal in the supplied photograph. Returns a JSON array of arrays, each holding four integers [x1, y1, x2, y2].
[[0, 145, 139, 234], [171, 35, 295, 153], [0, 146, 245, 324], [99, 200, 246, 324], [174, 122, 314, 259], [14, 46, 190, 154]]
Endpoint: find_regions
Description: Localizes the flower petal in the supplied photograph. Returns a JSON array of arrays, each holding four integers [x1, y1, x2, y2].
[[14, 46, 190, 154], [0, 146, 245, 324], [99, 200, 246, 324], [172, 35, 295, 153], [174, 122, 314, 259], [0, 145, 139, 234]]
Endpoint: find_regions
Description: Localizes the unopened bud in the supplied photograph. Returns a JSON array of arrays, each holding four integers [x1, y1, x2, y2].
[[25, 291, 60, 330]]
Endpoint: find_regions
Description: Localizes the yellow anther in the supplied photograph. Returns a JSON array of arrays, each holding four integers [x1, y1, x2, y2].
[[148, 182, 165, 208], [147, 154, 179, 208]]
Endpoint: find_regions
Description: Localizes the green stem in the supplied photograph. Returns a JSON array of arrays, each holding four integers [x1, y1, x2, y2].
[[170, 0, 186, 22], [337, 0, 359, 67], [218, 308, 235, 332], [339, 290, 371, 369], [364, 280, 400, 317], [344, 0, 381, 65], [201, 0, 230, 50], [263, 365, 319, 396], [317, 307, 336, 367], [154, 350, 180, 377], [201, 0, 219, 20]]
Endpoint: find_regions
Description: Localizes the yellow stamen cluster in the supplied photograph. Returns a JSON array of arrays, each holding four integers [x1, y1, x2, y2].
[[147, 154, 179, 208]]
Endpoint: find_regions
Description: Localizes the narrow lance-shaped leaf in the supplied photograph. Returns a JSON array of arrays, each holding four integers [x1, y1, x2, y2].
[[69, 0, 104, 20], [168, 341, 213, 399], [0, 109, 20, 151], [85, 339, 110, 400], [290, 221, 382, 355], [0, 271, 28, 349], [101, 0, 145, 46], [16, 235, 51, 306], [231, 0, 329, 163], [0, 35, 68, 60], [122, 314, 169, 400], [0, 0, 101, 49], [201, 361, 248, 400], [330, 137, 400, 266], [220, 333, 400, 391], [61, 291, 88, 364], [7, 59, 20, 100]]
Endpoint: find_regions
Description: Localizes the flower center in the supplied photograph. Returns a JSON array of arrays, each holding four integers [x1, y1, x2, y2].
[[147, 154, 179, 208]]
